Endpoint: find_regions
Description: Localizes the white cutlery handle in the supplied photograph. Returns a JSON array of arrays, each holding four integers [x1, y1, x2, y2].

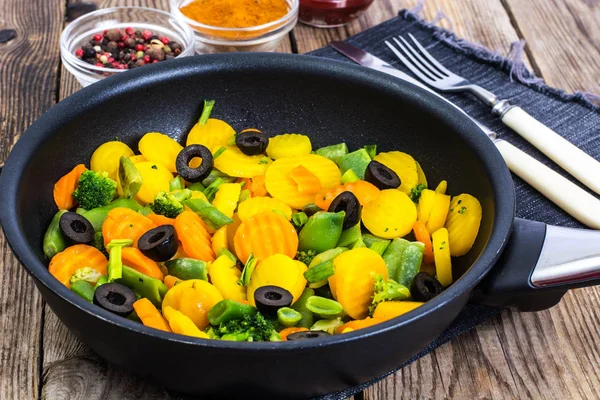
[[494, 139, 600, 229], [501, 106, 600, 195]]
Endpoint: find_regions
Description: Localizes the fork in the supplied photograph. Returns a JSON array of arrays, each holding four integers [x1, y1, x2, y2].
[[385, 33, 600, 197]]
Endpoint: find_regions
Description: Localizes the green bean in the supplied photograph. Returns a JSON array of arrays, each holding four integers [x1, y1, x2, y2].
[[337, 148, 371, 180], [106, 239, 132, 282], [291, 212, 308, 230], [291, 288, 315, 328], [43, 210, 68, 259], [364, 144, 377, 159], [164, 258, 208, 280], [239, 254, 257, 286], [277, 307, 302, 327], [169, 176, 185, 192], [369, 241, 390, 256], [118, 156, 143, 198], [396, 242, 425, 287], [363, 233, 390, 248], [298, 211, 345, 253], [183, 198, 234, 230], [208, 299, 257, 325], [71, 280, 95, 302], [187, 182, 206, 192], [95, 275, 108, 288], [337, 223, 362, 247], [239, 189, 251, 203], [382, 238, 410, 280], [314, 143, 348, 164], [306, 296, 344, 319], [310, 317, 343, 334], [304, 260, 334, 283], [117, 265, 167, 308], [218, 248, 237, 263], [307, 247, 346, 289], [341, 169, 360, 184]]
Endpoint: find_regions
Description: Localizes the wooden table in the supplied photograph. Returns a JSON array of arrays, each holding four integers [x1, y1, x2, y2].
[[1, 0, 599, 398]]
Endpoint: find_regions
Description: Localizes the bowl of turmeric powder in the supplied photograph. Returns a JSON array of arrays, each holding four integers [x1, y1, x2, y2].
[[170, 0, 299, 53]]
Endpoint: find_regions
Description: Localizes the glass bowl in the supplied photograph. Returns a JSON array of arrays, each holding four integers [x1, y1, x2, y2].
[[299, 0, 374, 28], [170, 0, 298, 54], [61, 7, 195, 87]]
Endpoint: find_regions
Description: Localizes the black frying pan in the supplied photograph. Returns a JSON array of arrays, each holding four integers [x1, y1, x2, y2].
[[1, 54, 598, 399]]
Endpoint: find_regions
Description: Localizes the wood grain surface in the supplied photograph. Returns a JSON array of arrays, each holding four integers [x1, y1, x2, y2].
[[0, 0, 599, 399]]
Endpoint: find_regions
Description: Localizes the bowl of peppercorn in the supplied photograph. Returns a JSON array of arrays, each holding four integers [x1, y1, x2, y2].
[[61, 7, 195, 87]]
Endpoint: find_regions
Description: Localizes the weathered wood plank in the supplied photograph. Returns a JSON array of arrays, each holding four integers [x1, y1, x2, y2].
[[502, 0, 600, 94], [0, 0, 64, 399]]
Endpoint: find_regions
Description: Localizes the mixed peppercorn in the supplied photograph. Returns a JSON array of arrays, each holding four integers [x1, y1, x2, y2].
[[74, 27, 183, 69]]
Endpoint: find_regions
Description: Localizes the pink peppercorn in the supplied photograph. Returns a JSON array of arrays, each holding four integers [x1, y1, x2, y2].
[[118, 42, 124, 48], [161, 37, 170, 45], [153, 60, 158, 63], [95, 62, 104, 67], [120, 35, 128, 42], [135, 44, 144, 51], [108, 57, 115, 63], [75, 49, 84, 58], [125, 27, 134, 36], [130, 54, 137, 61], [93, 34, 103, 42], [142, 30, 153, 41], [144, 55, 151, 63]]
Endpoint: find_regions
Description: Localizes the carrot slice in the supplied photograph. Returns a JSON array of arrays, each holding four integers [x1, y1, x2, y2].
[[279, 327, 308, 340], [174, 211, 215, 262], [164, 275, 182, 290], [133, 298, 171, 332], [233, 211, 298, 264], [314, 180, 380, 210], [53, 164, 87, 210], [121, 247, 164, 280], [290, 165, 322, 194], [147, 213, 176, 227], [102, 207, 156, 247], [48, 244, 107, 288], [413, 220, 435, 265], [249, 175, 268, 197]]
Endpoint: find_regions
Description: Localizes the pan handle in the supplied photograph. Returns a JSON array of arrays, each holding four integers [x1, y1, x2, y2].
[[472, 218, 600, 311]]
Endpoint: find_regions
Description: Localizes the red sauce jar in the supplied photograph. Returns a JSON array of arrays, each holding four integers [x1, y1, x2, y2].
[[299, 0, 375, 27]]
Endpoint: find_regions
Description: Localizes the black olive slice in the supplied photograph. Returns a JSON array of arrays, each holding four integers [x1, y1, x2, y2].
[[410, 272, 444, 302], [93, 283, 136, 317], [365, 160, 401, 190], [235, 131, 268, 156], [254, 285, 293, 316], [59, 212, 94, 244], [287, 331, 331, 341], [138, 225, 178, 262], [176, 144, 213, 183], [328, 191, 361, 230], [302, 203, 322, 218]]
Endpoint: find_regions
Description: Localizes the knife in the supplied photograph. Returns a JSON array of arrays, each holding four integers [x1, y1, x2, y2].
[[330, 41, 600, 229]]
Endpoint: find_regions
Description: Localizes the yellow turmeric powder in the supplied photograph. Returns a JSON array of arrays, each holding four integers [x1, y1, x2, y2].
[[180, 0, 290, 29]]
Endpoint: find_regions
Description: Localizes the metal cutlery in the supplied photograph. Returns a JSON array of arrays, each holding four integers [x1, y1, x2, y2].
[[330, 41, 600, 229], [385, 33, 600, 197]]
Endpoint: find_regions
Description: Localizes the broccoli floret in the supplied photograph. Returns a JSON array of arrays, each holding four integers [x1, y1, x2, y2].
[[296, 250, 317, 266], [73, 170, 117, 210], [150, 189, 192, 218], [409, 184, 427, 203], [369, 275, 411, 316], [70, 266, 104, 286], [207, 312, 281, 342]]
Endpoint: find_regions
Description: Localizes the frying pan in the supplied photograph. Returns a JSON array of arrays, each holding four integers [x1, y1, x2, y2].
[[1, 53, 599, 399]]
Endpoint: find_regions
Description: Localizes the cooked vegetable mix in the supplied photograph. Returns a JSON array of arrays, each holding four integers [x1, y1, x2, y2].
[[43, 100, 482, 341]]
